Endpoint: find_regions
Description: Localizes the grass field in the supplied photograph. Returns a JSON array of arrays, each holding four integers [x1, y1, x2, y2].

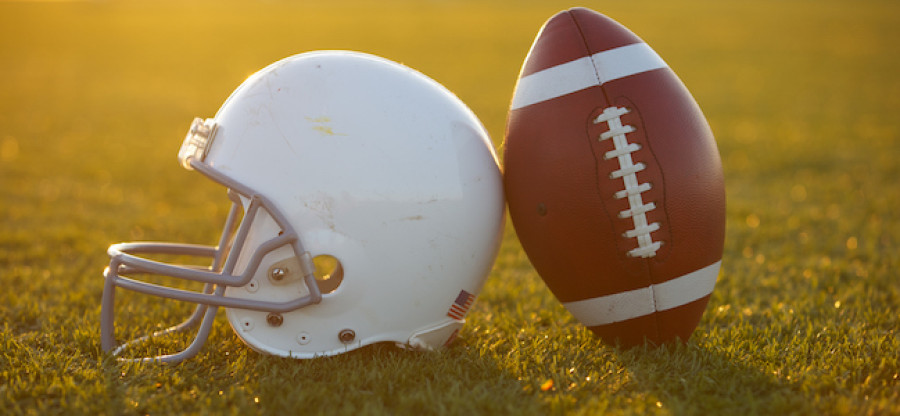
[[1, 0, 898, 414]]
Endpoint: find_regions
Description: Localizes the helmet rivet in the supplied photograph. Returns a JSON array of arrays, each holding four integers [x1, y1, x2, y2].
[[266, 313, 284, 327], [338, 329, 356, 344], [270, 267, 287, 281]]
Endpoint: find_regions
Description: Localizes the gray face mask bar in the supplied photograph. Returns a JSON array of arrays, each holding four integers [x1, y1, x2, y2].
[[101, 155, 323, 364]]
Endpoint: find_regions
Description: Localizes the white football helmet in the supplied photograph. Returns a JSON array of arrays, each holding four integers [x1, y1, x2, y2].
[[101, 51, 505, 363]]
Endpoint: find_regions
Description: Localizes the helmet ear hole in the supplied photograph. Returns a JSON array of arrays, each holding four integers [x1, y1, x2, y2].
[[313, 255, 343, 294]]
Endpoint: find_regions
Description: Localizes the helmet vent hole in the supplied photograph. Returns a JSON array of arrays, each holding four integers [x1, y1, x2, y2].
[[313, 255, 343, 294]]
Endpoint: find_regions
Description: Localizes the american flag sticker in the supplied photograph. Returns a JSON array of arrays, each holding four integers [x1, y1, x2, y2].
[[447, 290, 475, 320]]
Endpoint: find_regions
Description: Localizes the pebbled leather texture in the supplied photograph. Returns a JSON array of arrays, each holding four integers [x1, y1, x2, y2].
[[503, 7, 725, 346]]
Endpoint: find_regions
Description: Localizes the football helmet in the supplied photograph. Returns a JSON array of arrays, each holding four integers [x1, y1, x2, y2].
[[101, 51, 505, 363]]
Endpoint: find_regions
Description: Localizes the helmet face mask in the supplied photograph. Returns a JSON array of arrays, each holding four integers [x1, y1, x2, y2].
[[101, 51, 505, 363]]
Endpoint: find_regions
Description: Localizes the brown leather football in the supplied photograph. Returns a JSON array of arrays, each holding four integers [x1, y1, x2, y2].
[[503, 7, 726, 347]]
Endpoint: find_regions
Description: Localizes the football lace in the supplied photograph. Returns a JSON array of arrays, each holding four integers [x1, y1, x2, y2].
[[593, 106, 661, 258]]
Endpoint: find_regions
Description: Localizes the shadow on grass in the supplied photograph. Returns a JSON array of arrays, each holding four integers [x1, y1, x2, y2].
[[93, 320, 803, 415], [98, 336, 546, 415], [613, 339, 807, 414], [248, 343, 546, 414]]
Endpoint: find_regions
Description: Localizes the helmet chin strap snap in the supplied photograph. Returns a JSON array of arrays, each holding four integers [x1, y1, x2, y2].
[[338, 329, 356, 344]]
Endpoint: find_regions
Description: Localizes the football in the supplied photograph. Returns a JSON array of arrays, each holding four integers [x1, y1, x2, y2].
[[503, 8, 726, 347]]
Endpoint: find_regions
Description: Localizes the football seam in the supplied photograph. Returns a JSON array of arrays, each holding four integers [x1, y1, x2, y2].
[[567, 9, 607, 101], [568, 8, 663, 341]]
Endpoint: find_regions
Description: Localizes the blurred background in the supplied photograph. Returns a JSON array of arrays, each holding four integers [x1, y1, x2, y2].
[[3, 0, 899, 363], [1, 0, 898, 413]]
